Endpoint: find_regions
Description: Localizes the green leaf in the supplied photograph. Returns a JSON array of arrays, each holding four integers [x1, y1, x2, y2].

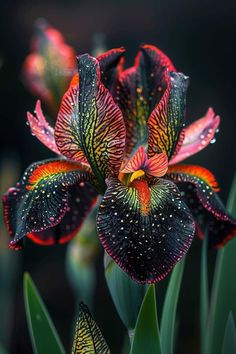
[[105, 254, 146, 331], [130, 285, 162, 354], [0, 343, 8, 354], [23, 273, 66, 354], [208, 174, 236, 354], [200, 233, 209, 354], [221, 312, 236, 354], [160, 258, 185, 354]]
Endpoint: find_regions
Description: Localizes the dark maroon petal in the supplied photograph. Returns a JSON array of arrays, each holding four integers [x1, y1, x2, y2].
[[27, 184, 98, 246], [3, 158, 97, 249], [97, 47, 125, 96], [97, 177, 195, 283], [167, 166, 236, 248], [116, 44, 176, 156]]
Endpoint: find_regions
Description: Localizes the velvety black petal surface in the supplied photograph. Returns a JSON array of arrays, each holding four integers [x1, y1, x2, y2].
[[27, 184, 98, 246], [97, 177, 195, 283], [3, 158, 97, 249], [167, 165, 236, 247], [97, 47, 125, 96]]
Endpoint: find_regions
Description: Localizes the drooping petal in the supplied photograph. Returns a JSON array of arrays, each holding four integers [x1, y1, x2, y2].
[[97, 177, 195, 283], [3, 158, 97, 249], [148, 72, 189, 160], [167, 165, 236, 247], [27, 100, 61, 154], [71, 302, 111, 354], [169, 108, 220, 165], [27, 184, 98, 246], [116, 44, 175, 156], [56, 54, 126, 190]]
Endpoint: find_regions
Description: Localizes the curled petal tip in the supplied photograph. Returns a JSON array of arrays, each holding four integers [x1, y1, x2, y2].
[[170, 107, 221, 164]]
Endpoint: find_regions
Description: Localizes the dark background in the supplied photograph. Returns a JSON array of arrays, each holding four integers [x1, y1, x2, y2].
[[0, 0, 236, 353]]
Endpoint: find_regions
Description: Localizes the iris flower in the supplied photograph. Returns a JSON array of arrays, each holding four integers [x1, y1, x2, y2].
[[3, 45, 236, 283], [22, 20, 76, 113]]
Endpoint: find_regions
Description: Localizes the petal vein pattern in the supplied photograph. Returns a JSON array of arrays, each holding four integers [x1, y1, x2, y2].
[[55, 86, 88, 163], [76, 54, 126, 187], [148, 72, 189, 160], [71, 303, 111, 354]]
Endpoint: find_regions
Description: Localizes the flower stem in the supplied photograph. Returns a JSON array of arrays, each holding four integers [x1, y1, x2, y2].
[[200, 231, 209, 354]]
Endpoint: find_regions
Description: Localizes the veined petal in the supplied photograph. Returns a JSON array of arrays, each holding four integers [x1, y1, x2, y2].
[[68, 47, 125, 92], [71, 303, 110, 354], [55, 86, 89, 163], [116, 66, 147, 155], [3, 158, 97, 249], [97, 177, 195, 283], [27, 100, 60, 154], [169, 108, 220, 164], [148, 72, 189, 160], [116, 44, 175, 156], [121, 146, 147, 173], [97, 47, 125, 95], [139, 44, 176, 112], [167, 165, 236, 247], [64, 54, 126, 189], [120, 146, 168, 178], [145, 152, 168, 177]]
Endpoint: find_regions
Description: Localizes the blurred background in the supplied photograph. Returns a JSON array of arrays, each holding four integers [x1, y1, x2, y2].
[[0, 0, 236, 353]]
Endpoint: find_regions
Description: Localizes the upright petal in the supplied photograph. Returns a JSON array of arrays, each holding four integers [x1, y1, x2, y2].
[[138, 44, 176, 112], [71, 303, 110, 354], [97, 47, 125, 95], [56, 54, 126, 191], [116, 45, 175, 155], [97, 177, 195, 283], [167, 165, 236, 247], [27, 100, 61, 154], [169, 108, 220, 164], [55, 86, 89, 164], [68, 47, 125, 93], [148, 72, 189, 160], [3, 159, 97, 249]]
